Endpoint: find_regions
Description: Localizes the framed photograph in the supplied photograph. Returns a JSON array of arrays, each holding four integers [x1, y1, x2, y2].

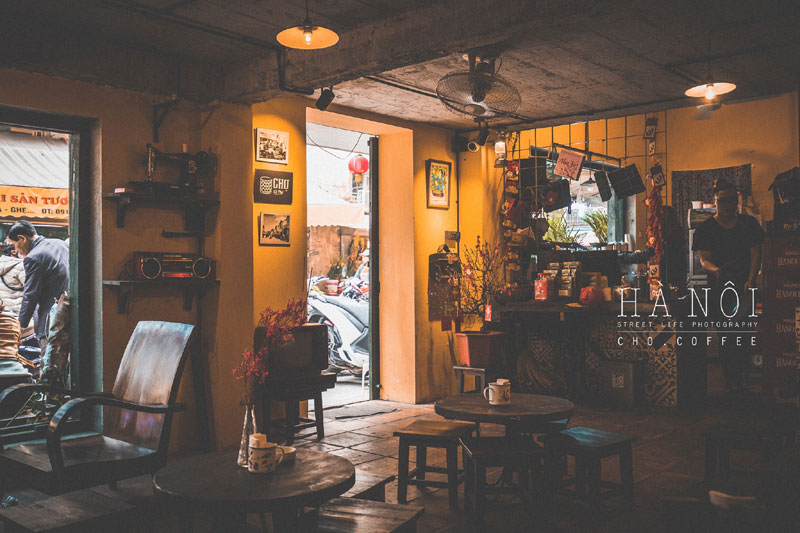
[[426, 159, 451, 209], [255, 128, 289, 164], [259, 213, 290, 246]]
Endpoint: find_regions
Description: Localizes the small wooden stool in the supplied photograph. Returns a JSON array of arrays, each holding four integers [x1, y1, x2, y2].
[[394, 419, 475, 509], [454, 365, 490, 394], [260, 372, 336, 445], [544, 427, 637, 508], [703, 423, 788, 480], [459, 436, 545, 521], [312, 498, 424, 532]]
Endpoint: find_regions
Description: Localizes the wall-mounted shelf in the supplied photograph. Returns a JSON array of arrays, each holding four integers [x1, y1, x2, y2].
[[102, 191, 219, 230], [103, 279, 219, 314]]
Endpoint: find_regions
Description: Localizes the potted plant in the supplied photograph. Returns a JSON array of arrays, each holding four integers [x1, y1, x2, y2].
[[325, 257, 345, 295], [583, 211, 608, 245], [456, 236, 505, 368], [544, 213, 584, 244]]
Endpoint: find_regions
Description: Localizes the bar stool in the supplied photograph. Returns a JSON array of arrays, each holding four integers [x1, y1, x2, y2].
[[543, 426, 637, 508], [394, 419, 475, 509]]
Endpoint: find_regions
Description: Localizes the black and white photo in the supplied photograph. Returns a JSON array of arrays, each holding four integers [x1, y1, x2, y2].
[[255, 128, 289, 164]]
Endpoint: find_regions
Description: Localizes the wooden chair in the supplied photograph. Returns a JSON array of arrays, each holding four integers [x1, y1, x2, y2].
[[0, 321, 194, 495]]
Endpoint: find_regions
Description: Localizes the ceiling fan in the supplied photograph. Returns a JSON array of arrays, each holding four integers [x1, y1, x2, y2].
[[435, 54, 521, 121]]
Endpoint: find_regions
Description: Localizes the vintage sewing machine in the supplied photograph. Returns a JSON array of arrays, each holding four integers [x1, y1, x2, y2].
[[129, 144, 216, 196]]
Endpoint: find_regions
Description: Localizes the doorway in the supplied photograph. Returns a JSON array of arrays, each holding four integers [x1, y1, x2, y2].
[[0, 123, 72, 419], [306, 123, 377, 408]]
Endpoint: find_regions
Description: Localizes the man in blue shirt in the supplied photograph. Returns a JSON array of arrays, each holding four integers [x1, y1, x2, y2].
[[6, 221, 69, 351]]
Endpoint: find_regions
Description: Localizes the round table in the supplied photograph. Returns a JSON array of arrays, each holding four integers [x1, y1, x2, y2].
[[435, 393, 575, 428], [153, 448, 354, 531]]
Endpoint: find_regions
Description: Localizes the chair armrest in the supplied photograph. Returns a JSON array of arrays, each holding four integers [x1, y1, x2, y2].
[[46, 396, 179, 472], [0, 383, 111, 407]]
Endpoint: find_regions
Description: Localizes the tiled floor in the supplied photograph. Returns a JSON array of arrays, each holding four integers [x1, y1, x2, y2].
[[293, 394, 773, 532]]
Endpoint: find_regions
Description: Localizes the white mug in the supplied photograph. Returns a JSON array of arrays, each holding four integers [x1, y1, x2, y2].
[[248, 437, 285, 474], [483, 380, 511, 405]]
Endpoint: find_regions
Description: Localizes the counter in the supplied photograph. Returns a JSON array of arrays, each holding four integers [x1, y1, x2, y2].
[[490, 299, 707, 408]]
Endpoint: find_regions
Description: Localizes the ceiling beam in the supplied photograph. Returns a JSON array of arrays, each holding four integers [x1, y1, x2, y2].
[[222, 0, 616, 103], [0, 17, 224, 103]]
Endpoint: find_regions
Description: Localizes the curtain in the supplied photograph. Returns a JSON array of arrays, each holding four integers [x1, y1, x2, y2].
[[671, 164, 751, 230]]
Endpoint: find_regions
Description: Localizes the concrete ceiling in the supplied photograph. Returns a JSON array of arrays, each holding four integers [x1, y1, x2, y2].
[[3, 1, 800, 132]]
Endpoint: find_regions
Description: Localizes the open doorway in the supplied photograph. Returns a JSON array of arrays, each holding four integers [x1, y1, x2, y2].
[[306, 123, 374, 408], [0, 123, 72, 418]]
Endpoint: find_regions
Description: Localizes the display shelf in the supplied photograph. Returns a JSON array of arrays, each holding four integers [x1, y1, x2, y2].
[[102, 191, 219, 230], [103, 278, 219, 313]]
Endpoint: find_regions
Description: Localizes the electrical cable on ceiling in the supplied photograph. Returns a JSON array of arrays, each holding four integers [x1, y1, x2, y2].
[[306, 132, 366, 160]]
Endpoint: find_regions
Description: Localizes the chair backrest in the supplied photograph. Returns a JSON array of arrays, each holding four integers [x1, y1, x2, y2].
[[105, 321, 194, 451]]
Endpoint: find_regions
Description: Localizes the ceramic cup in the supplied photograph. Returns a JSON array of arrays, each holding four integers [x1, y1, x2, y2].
[[483, 379, 511, 406], [248, 434, 284, 474]]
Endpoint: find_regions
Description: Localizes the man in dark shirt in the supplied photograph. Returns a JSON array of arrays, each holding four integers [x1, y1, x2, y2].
[[692, 180, 764, 392], [6, 221, 69, 351]]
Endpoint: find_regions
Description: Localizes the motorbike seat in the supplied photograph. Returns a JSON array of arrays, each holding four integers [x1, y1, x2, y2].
[[326, 295, 369, 327]]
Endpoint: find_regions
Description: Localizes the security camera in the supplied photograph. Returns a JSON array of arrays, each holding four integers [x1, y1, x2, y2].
[[467, 141, 480, 152]]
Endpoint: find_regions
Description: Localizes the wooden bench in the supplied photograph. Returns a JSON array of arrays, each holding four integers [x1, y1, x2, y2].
[[342, 472, 395, 502], [311, 498, 424, 532], [543, 426, 637, 508], [0, 475, 161, 532]]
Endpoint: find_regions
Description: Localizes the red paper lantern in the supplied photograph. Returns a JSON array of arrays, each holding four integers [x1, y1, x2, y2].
[[348, 155, 369, 175]]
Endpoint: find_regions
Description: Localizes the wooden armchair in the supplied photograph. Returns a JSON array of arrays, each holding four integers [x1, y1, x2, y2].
[[0, 321, 194, 495]]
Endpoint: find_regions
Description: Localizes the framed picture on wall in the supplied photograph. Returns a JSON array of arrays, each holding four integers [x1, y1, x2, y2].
[[255, 128, 289, 164], [426, 159, 451, 209], [259, 213, 290, 246]]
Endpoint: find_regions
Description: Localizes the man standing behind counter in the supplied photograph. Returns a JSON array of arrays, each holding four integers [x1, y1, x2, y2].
[[6, 221, 69, 351], [692, 180, 764, 393]]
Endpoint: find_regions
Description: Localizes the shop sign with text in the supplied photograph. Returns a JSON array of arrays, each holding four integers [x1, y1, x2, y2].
[[0, 186, 69, 223]]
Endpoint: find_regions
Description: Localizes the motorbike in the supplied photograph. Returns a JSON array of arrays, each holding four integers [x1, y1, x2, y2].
[[307, 277, 369, 373]]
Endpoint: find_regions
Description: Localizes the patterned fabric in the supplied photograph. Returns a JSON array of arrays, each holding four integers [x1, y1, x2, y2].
[[671, 164, 751, 231]]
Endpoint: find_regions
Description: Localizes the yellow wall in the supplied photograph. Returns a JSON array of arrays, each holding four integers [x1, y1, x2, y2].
[[0, 68, 254, 452], [520, 93, 799, 242], [666, 92, 799, 221]]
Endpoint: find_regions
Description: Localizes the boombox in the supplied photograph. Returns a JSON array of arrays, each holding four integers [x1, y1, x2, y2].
[[132, 252, 215, 280]]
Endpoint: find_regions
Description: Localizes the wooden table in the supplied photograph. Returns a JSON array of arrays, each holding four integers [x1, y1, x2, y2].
[[153, 448, 355, 532], [435, 393, 575, 430]]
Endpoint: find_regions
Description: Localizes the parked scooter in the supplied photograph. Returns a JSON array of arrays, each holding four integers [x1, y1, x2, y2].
[[307, 278, 369, 373]]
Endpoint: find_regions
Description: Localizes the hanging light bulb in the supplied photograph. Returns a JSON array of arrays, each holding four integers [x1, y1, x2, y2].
[[684, 32, 735, 101], [277, 0, 339, 50]]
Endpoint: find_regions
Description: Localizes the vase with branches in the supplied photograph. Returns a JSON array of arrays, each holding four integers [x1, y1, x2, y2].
[[460, 236, 504, 327], [233, 298, 307, 466]]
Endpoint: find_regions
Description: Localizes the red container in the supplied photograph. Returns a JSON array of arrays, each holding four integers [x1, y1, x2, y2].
[[455, 331, 505, 368]]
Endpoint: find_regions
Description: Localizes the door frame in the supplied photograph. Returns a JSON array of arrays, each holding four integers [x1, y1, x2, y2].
[[368, 136, 380, 399], [0, 105, 102, 431]]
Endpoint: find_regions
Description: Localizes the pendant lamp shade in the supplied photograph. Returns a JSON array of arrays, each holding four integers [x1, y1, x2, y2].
[[276, 23, 339, 49], [276, 0, 339, 50], [685, 81, 736, 100]]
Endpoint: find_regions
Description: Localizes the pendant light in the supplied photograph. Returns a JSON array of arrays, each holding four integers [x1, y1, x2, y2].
[[685, 32, 735, 101], [276, 0, 339, 50]]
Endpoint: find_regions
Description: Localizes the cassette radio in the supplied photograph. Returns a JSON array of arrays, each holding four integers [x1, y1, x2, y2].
[[132, 252, 215, 280]]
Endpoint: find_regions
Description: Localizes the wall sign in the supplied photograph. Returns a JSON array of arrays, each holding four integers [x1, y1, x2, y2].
[[254, 170, 293, 204], [553, 149, 584, 180], [0, 186, 69, 224]]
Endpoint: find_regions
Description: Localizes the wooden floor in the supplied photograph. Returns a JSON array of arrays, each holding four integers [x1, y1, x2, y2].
[[293, 393, 765, 532], [1, 386, 774, 532]]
